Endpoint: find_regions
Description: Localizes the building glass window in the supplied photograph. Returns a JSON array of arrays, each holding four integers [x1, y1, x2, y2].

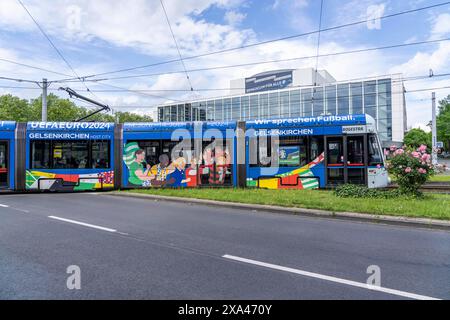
[[290, 90, 301, 117], [184, 104, 192, 121], [170, 105, 177, 122], [337, 84, 349, 115], [313, 87, 324, 116], [232, 97, 241, 120], [351, 82, 363, 114], [378, 79, 392, 141], [214, 99, 223, 121], [223, 98, 231, 121], [163, 106, 171, 122], [250, 95, 259, 119], [302, 88, 313, 117], [158, 107, 164, 122], [259, 94, 268, 119], [241, 96, 250, 121], [207, 100, 215, 121], [177, 104, 184, 122], [280, 91, 290, 118], [269, 92, 280, 118], [364, 81, 377, 121], [326, 85, 336, 115]]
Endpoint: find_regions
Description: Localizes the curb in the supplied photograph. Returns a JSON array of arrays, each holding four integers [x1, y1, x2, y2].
[[108, 191, 450, 231]]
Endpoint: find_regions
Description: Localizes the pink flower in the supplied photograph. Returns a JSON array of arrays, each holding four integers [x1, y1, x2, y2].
[[421, 154, 430, 163], [412, 151, 421, 159], [384, 150, 390, 156], [418, 168, 427, 174], [395, 149, 405, 155], [405, 167, 412, 173], [390, 145, 397, 152], [418, 145, 427, 154]]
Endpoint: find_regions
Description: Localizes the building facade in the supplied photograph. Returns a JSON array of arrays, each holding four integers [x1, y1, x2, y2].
[[157, 68, 407, 146]]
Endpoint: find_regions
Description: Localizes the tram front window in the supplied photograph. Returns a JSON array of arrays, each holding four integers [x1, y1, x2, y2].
[[368, 134, 383, 166]]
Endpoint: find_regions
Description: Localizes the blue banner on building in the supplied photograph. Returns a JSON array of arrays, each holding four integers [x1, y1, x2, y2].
[[245, 70, 293, 94]]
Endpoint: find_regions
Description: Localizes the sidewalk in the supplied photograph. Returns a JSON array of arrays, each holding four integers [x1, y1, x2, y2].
[[109, 191, 450, 231]]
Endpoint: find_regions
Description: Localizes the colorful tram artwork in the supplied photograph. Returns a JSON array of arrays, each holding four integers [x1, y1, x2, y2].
[[0, 114, 389, 193]]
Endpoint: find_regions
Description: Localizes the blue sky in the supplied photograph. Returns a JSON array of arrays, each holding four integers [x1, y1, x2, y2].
[[0, 0, 449, 128]]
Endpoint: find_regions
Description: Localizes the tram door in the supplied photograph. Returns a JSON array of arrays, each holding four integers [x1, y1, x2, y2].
[[326, 135, 366, 186], [326, 137, 345, 185], [0, 141, 8, 188]]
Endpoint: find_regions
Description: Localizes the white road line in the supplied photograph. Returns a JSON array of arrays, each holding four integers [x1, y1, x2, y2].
[[0, 204, 10, 208], [48, 216, 117, 233], [223, 255, 441, 301]]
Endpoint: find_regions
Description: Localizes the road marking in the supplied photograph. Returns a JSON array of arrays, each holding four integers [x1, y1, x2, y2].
[[0, 204, 10, 208], [222, 255, 441, 301], [48, 216, 117, 233]]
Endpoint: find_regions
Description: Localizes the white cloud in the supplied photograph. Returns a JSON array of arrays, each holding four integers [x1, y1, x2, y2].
[[224, 10, 246, 26], [431, 13, 450, 38]]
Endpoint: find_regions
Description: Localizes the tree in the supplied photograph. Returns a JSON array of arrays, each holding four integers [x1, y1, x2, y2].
[[0, 94, 33, 121], [403, 128, 432, 151], [115, 111, 153, 123], [437, 94, 450, 150], [0, 93, 153, 123]]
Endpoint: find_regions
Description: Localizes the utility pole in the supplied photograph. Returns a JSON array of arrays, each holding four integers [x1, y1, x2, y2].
[[432, 92, 438, 165], [41, 78, 48, 122]]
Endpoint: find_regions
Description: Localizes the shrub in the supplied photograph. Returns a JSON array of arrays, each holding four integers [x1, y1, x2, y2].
[[386, 145, 435, 196], [334, 184, 399, 199]]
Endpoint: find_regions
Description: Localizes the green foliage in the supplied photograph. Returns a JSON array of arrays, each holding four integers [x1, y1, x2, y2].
[[403, 128, 431, 151], [0, 94, 32, 121], [334, 184, 400, 199], [437, 94, 450, 150], [386, 146, 434, 196], [0, 93, 153, 123]]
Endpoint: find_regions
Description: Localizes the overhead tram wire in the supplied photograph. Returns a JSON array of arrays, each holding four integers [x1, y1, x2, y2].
[[4, 71, 449, 95], [159, 0, 194, 92], [47, 72, 450, 94], [0, 58, 74, 78], [54, 38, 450, 83], [16, 0, 102, 102], [54, 1, 450, 82]]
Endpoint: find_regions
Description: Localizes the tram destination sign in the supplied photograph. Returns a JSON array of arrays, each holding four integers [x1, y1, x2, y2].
[[342, 125, 368, 134]]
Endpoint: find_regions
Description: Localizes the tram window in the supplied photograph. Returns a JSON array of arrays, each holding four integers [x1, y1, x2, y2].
[[31, 141, 51, 169], [328, 169, 345, 184], [278, 137, 307, 167], [31, 140, 110, 169], [347, 136, 364, 165], [348, 168, 366, 184], [254, 136, 273, 167], [91, 141, 110, 169], [309, 137, 324, 162], [327, 139, 344, 165], [368, 134, 383, 166], [132, 141, 161, 166], [53, 141, 89, 169]]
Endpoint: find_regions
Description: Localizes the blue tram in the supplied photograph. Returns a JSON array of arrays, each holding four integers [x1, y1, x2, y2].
[[0, 114, 388, 192]]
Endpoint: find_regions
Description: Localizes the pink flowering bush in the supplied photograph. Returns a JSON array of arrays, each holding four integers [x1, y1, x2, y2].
[[386, 145, 435, 196]]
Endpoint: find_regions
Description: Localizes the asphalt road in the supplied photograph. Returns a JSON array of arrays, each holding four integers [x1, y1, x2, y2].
[[0, 192, 449, 300]]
